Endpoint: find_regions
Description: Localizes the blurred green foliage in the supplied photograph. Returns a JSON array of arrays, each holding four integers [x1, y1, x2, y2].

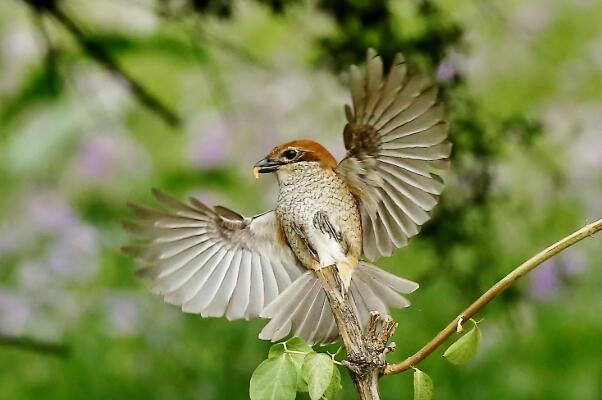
[[1, 0, 601, 399]]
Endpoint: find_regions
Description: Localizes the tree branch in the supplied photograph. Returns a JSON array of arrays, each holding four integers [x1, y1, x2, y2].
[[384, 218, 602, 375], [31, 9, 60, 95], [317, 267, 395, 400], [21, 0, 181, 127], [0, 333, 69, 357]]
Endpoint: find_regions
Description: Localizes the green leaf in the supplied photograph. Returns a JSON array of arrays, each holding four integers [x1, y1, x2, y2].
[[268, 337, 313, 359], [268, 338, 314, 392], [250, 355, 297, 400], [302, 353, 335, 400], [413, 369, 433, 400], [268, 343, 285, 359], [298, 376, 309, 393], [286, 337, 314, 353], [321, 366, 342, 400], [443, 324, 482, 365]]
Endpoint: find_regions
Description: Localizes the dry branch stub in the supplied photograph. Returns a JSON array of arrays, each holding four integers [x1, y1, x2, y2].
[[317, 266, 399, 400]]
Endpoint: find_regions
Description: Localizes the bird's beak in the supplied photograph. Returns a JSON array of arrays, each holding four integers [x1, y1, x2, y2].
[[253, 158, 281, 179]]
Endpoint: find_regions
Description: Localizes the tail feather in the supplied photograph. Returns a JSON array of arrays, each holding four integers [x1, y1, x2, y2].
[[261, 272, 313, 318], [355, 266, 411, 308], [361, 263, 419, 293], [273, 281, 320, 341], [308, 298, 333, 344], [351, 271, 389, 316], [259, 273, 315, 342], [258, 262, 418, 345], [349, 287, 370, 332], [284, 280, 322, 340]]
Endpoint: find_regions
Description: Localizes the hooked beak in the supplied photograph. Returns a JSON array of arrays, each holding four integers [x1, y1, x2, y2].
[[253, 158, 281, 179]]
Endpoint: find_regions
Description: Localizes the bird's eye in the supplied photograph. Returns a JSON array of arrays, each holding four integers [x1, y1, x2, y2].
[[282, 149, 297, 160]]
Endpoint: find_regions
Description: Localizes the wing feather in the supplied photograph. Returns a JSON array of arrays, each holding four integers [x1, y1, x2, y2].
[[382, 104, 445, 139], [183, 248, 231, 314], [369, 53, 406, 125], [202, 251, 239, 317], [336, 50, 451, 260], [123, 189, 304, 320], [225, 251, 250, 320], [271, 260, 293, 292], [374, 75, 428, 130], [152, 244, 222, 295], [245, 253, 265, 318]]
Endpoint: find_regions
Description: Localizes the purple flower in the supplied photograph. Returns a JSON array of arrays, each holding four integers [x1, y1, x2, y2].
[[437, 51, 464, 83], [25, 190, 78, 234], [78, 135, 115, 178], [437, 61, 457, 82], [71, 67, 131, 113], [530, 250, 587, 300], [1, 24, 42, 93], [530, 259, 559, 300], [2, 25, 40, 62], [47, 234, 98, 282], [1, 188, 101, 338], [513, 3, 551, 35], [18, 261, 50, 290], [0, 225, 22, 255], [104, 293, 141, 337], [188, 116, 230, 168], [70, 129, 151, 186], [0, 290, 32, 335], [559, 248, 586, 277]]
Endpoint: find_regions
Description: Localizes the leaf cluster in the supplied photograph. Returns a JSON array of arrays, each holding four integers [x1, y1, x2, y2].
[[411, 320, 483, 399], [250, 338, 341, 400]]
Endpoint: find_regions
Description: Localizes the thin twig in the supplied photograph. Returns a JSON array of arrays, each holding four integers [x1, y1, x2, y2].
[[0, 333, 70, 358], [31, 9, 60, 94], [385, 218, 602, 375], [21, 0, 181, 127]]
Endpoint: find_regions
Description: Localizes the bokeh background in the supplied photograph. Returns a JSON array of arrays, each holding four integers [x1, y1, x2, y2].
[[1, 0, 601, 399]]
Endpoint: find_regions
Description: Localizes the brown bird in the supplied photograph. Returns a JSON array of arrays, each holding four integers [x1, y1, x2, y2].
[[123, 49, 451, 345]]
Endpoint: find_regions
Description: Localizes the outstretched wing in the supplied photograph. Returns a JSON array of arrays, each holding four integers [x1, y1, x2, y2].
[[336, 49, 451, 261], [123, 189, 304, 320]]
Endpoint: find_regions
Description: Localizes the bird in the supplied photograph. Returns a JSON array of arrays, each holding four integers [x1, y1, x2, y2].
[[122, 49, 451, 345]]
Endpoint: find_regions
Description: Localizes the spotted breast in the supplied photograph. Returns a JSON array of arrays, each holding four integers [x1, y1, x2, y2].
[[275, 161, 361, 287]]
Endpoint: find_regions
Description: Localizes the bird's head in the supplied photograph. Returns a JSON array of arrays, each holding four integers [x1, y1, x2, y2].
[[253, 139, 337, 179]]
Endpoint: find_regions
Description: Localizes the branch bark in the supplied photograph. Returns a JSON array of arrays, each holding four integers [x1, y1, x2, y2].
[[385, 218, 602, 375], [0, 333, 69, 357], [317, 267, 396, 400]]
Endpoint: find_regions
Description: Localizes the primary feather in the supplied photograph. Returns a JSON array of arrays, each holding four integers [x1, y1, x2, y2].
[[123, 189, 304, 320], [337, 49, 451, 261]]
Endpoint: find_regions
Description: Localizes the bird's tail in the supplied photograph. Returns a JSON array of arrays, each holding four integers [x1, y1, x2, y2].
[[258, 261, 418, 345]]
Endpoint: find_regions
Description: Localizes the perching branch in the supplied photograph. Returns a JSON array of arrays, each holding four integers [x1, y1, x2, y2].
[[0, 333, 69, 357], [21, 0, 181, 127], [316, 219, 602, 398], [317, 267, 396, 400], [384, 218, 602, 375]]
